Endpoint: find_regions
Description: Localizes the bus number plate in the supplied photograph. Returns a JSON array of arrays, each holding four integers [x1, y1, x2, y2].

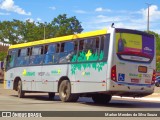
[[138, 66, 147, 73]]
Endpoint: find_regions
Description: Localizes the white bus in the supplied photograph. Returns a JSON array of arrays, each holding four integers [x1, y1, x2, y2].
[[4, 28, 156, 103]]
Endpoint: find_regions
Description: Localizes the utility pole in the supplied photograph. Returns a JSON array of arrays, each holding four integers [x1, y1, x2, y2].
[[146, 3, 151, 33], [44, 25, 46, 40]]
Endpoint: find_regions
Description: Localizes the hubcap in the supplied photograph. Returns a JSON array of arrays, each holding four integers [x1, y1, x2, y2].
[[62, 86, 67, 98]]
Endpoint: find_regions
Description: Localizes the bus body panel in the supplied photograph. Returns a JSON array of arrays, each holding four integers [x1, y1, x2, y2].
[[40, 64, 68, 92], [68, 63, 108, 93]]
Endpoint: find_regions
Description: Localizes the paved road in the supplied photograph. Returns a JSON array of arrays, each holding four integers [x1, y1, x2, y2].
[[0, 83, 160, 112]]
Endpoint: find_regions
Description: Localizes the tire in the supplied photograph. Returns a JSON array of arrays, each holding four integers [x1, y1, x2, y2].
[[48, 92, 55, 99], [17, 80, 25, 98], [92, 94, 112, 104], [59, 80, 79, 102], [156, 83, 160, 87]]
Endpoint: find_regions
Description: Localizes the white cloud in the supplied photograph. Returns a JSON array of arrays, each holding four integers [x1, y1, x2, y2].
[[95, 7, 111, 12], [0, 0, 31, 15], [95, 15, 130, 23], [49, 6, 56, 10], [141, 5, 160, 22], [83, 5, 160, 34], [74, 10, 87, 14], [37, 18, 42, 22]]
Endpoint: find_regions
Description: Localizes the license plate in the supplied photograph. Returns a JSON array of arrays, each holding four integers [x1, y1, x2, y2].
[[138, 66, 147, 73]]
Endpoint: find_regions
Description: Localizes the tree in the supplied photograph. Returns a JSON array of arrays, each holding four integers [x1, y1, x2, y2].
[[0, 14, 83, 44], [51, 14, 83, 37], [148, 31, 160, 71]]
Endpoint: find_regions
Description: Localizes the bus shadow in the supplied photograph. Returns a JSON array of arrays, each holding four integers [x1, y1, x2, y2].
[[81, 100, 160, 108], [10, 95, 160, 108], [11, 95, 61, 102]]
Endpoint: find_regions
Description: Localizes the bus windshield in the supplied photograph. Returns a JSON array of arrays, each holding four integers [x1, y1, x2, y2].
[[116, 29, 155, 63]]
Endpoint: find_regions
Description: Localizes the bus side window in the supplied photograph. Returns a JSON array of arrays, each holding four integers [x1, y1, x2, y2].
[[99, 35, 109, 61], [100, 36, 104, 52], [30, 46, 44, 65], [59, 41, 75, 63], [56, 43, 60, 53], [44, 44, 56, 64], [27, 48, 30, 56], [18, 49, 21, 57], [59, 42, 66, 63], [16, 48, 28, 66], [7, 49, 17, 69], [74, 41, 78, 51], [79, 40, 84, 51], [52, 43, 59, 64]]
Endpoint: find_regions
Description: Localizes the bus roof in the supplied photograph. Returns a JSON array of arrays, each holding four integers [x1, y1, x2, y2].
[[9, 29, 107, 49]]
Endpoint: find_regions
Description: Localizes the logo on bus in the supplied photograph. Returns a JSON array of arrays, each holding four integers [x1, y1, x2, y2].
[[129, 73, 142, 78], [118, 73, 125, 81], [82, 71, 90, 76], [22, 69, 35, 76], [51, 69, 61, 75]]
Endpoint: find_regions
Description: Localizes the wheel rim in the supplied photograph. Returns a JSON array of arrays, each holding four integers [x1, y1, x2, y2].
[[62, 86, 68, 98]]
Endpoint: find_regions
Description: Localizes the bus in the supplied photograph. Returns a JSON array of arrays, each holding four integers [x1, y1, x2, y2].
[[4, 27, 156, 103], [0, 61, 4, 83]]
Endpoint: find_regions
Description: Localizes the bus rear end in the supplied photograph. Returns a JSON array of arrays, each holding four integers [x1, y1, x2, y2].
[[108, 29, 155, 97]]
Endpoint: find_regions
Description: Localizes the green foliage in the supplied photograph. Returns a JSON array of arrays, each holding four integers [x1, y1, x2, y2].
[[148, 31, 160, 56], [157, 62, 160, 71], [145, 31, 160, 70], [0, 14, 83, 44], [0, 52, 7, 61], [52, 14, 83, 37]]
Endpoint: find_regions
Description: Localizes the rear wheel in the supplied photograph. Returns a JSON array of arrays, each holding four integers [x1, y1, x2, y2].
[[155, 82, 160, 87], [17, 80, 25, 98], [59, 80, 79, 102], [92, 94, 112, 104], [48, 92, 55, 99]]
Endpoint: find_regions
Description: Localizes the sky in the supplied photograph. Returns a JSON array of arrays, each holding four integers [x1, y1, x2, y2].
[[0, 0, 160, 34]]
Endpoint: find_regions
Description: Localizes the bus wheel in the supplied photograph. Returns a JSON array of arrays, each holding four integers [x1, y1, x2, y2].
[[59, 80, 79, 102], [17, 80, 25, 98], [92, 94, 112, 104], [48, 92, 55, 99]]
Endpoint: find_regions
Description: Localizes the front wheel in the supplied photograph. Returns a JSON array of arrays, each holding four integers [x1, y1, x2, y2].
[[59, 80, 79, 102], [17, 80, 25, 98], [92, 94, 112, 104]]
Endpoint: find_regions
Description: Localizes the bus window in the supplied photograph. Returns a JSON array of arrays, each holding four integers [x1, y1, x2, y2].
[[44, 44, 56, 64], [79, 40, 84, 51], [100, 34, 110, 61], [6, 49, 17, 69], [16, 48, 29, 66], [59, 42, 76, 63], [77, 37, 100, 62], [56, 43, 60, 53], [30, 46, 44, 65]]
